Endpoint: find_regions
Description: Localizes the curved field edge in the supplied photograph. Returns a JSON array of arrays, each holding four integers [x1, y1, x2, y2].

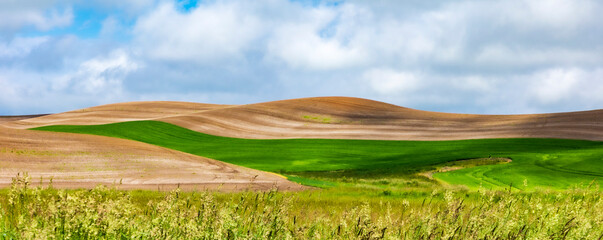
[[32, 120, 603, 190]]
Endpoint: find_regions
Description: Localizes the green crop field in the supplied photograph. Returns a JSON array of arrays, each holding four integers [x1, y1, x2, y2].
[[34, 120, 603, 190]]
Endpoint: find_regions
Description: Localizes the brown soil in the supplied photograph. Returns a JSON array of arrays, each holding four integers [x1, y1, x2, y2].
[[0, 101, 229, 129], [0, 126, 306, 191], [3, 97, 601, 141], [419, 158, 512, 179], [0, 114, 48, 123], [159, 97, 603, 141]]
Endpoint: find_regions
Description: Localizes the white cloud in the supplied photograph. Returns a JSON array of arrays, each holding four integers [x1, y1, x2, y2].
[[266, 4, 369, 70], [364, 69, 421, 94], [529, 68, 603, 106], [0, 1, 73, 31], [129, 0, 603, 74], [133, 2, 264, 62], [267, 24, 367, 70], [0, 36, 49, 58], [531, 68, 581, 104], [0, 68, 59, 114], [0, 50, 140, 114], [2, 0, 603, 115], [68, 50, 140, 95], [451, 76, 493, 92], [504, 0, 597, 31], [99, 16, 120, 37], [0, 77, 19, 106], [474, 45, 600, 68]]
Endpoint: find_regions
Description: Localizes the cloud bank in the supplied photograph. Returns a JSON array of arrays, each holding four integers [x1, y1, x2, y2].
[[0, 0, 602, 115]]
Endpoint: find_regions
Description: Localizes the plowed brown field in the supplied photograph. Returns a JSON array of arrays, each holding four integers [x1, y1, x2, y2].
[[159, 97, 602, 141], [4, 97, 601, 141], [0, 101, 228, 129], [0, 125, 304, 191]]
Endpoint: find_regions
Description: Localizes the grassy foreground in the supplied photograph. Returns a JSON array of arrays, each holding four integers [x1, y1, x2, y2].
[[0, 175, 601, 239], [34, 121, 603, 189]]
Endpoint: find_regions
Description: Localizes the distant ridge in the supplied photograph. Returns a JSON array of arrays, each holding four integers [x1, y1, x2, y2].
[[0, 101, 227, 128], [2, 97, 602, 141], [0, 114, 49, 123]]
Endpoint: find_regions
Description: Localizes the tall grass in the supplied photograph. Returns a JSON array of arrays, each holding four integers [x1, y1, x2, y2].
[[0, 175, 601, 239]]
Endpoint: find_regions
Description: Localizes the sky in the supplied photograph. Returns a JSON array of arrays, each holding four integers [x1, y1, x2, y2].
[[0, 0, 602, 115]]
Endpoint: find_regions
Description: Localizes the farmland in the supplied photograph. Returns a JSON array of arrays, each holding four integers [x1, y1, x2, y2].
[[35, 120, 603, 190], [0, 97, 601, 238], [3, 0, 603, 237]]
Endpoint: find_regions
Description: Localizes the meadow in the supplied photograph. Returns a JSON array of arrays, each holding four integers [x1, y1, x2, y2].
[[0, 175, 601, 239], [35, 120, 603, 190]]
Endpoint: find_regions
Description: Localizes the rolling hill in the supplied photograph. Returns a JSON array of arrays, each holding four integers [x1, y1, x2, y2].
[[2, 96, 602, 190], [4, 97, 602, 141], [0, 101, 229, 129], [0, 125, 304, 191]]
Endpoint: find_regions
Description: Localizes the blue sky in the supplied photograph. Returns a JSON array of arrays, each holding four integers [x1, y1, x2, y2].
[[0, 0, 602, 115]]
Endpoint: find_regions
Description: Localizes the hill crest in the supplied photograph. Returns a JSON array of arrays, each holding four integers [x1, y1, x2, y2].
[[2, 96, 602, 141]]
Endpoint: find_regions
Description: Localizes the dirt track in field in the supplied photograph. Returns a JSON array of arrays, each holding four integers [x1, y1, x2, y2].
[[1, 96, 601, 190]]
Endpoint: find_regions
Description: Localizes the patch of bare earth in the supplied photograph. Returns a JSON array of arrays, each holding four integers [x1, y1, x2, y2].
[[0, 126, 306, 191], [419, 158, 512, 180]]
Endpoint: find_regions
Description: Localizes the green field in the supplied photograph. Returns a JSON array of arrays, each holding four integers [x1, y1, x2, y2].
[[34, 120, 603, 190]]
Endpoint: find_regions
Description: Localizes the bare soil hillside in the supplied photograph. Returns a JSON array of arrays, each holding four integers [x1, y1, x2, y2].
[[3, 97, 601, 141], [0, 101, 229, 129], [159, 97, 603, 141], [0, 126, 305, 191], [0, 114, 48, 123]]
